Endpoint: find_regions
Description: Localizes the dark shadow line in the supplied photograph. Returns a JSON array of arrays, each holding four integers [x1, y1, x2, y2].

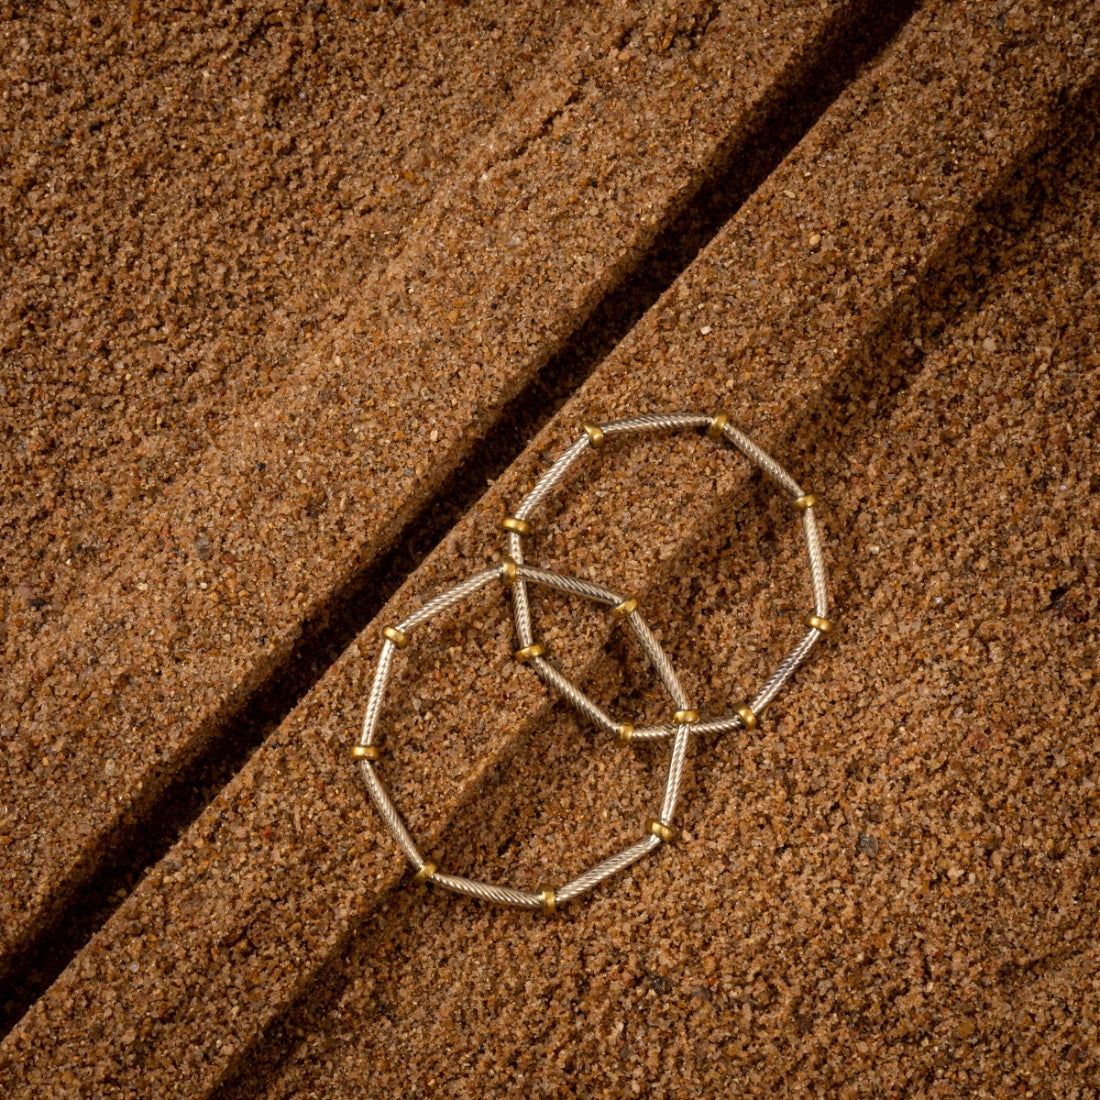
[[0, 0, 920, 1044]]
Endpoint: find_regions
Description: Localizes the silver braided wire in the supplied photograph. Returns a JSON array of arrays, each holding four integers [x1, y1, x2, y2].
[[530, 656, 619, 734], [626, 613, 688, 711], [802, 508, 828, 616], [750, 629, 820, 715], [720, 421, 803, 498], [515, 563, 621, 606], [399, 567, 501, 630], [691, 714, 746, 736], [658, 723, 693, 823], [514, 434, 589, 520], [507, 530, 534, 648], [361, 640, 396, 743], [555, 834, 662, 904], [432, 872, 543, 909], [358, 761, 423, 867], [602, 412, 712, 436], [630, 724, 674, 741]]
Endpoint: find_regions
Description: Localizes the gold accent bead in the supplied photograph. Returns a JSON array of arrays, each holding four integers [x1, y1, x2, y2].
[[672, 709, 699, 725], [648, 818, 676, 843], [707, 411, 730, 440], [514, 642, 546, 663], [806, 614, 832, 633], [350, 744, 381, 761], [611, 596, 638, 618], [413, 861, 438, 884], [500, 555, 518, 586], [539, 886, 557, 915], [792, 493, 818, 511], [382, 625, 410, 649], [500, 515, 531, 536], [737, 704, 758, 730], [582, 421, 605, 448], [616, 722, 635, 745]]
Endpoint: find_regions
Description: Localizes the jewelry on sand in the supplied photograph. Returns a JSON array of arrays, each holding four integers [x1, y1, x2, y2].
[[353, 412, 831, 910]]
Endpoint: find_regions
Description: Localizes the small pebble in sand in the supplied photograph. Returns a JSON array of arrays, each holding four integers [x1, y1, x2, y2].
[[856, 833, 879, 856]]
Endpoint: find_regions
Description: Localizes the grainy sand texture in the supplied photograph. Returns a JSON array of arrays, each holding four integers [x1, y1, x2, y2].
[[1, 1, 1098, 1097]]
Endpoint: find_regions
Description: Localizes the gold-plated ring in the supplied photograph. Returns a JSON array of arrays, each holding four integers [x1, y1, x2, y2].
[[611, 596, 638, 618], [539, 886, 557, 915], [350, 744, 381, 761], [616, 722, 635, 745], [499, 555, 518, 586], [707, 411, 730, 440], [806, 614, 832, 633], [413, 861, 438, 884], [582, 421, 605, 448], [382, 625, 410, 649], [672, 709, 699, 725], [792, 493, 817, 511], [500, 515, 531, 536], [514, 642, 546, 663], [737, 704, 758, 730], [648, 818, 676, 843]]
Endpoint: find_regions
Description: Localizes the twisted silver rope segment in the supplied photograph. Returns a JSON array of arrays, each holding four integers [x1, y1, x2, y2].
[[354, 410, 830, 912], [353, 556, 688, 910]]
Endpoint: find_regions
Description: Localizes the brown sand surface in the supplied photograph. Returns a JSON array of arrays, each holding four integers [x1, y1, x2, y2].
[[0, 0, 883, 974], [2, 0, 1099, 1097], [0, 0, 583, 625]]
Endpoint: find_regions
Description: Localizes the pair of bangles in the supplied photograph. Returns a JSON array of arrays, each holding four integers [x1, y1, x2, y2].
[[352, 412, 831, 912]]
